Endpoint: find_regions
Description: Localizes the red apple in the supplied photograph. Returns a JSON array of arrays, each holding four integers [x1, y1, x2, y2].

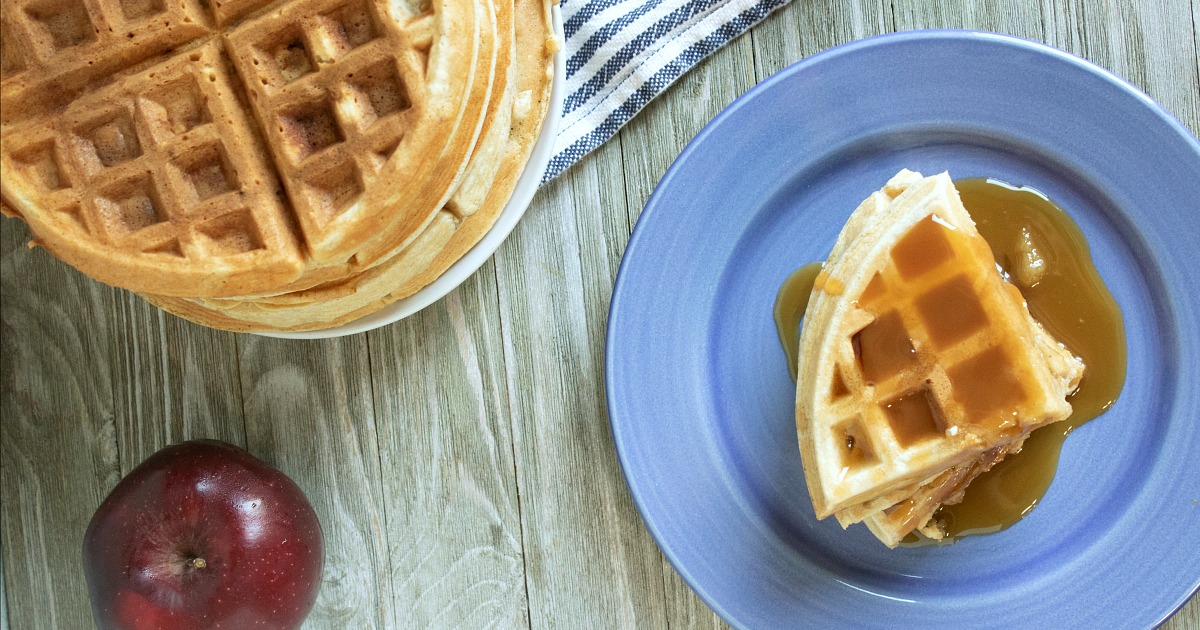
[[83, 440, 324, 629]]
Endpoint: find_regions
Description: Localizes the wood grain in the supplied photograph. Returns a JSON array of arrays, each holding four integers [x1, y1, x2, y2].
[[234, 334, 393, 628], [1, 220, 121, 629], [1, 548, 6, 630], [1, 0, 1198, 628], [106, 293, 247, 468], [365, 269, 529, 628]]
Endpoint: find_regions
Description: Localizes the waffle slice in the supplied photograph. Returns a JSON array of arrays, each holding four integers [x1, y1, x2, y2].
[[861, 437, 1023, 547], [795, 171, 1083, 538]]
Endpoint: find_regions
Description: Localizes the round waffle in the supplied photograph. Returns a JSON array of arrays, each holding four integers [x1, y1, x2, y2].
[[1, 0, 485, 297], [143, 0, 555, 332]]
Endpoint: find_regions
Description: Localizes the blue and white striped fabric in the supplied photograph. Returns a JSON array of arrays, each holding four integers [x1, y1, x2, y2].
[[544, 0, 790, 180]]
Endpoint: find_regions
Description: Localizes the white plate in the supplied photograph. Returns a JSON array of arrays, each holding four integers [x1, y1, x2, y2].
[[262, 6, 566, 339]]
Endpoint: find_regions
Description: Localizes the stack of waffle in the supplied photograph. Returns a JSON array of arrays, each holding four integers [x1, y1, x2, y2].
[[1, 0, 557, 331], [795, 170, 1084, 547]]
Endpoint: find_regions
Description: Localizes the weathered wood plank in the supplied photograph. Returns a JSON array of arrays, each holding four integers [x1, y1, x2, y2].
[[1046, 0, 1200, 137], [0, 219, 122, 628], [751, 0, 889, 79], [234, 336, 392, 629], [1176, 589, 1200, 628], [494, 133, 676, 627], [158, 315, 249, 443], [365, 268, 529, 628], [1, 542, 7, 630], [108, 299, 248, 469], [887, 0, 1046, 36]]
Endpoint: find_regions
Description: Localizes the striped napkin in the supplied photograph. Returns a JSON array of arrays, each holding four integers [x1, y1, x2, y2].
[[544, 0, 790, 181]]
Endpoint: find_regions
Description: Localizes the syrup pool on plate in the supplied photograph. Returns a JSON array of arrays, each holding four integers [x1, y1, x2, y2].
[[774, 178, 1127, 541]]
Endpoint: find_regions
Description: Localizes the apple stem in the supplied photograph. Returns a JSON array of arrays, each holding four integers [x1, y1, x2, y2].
[[189, 557, 207, 570]]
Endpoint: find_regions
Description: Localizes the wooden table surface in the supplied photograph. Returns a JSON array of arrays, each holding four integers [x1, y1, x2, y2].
[[3, 0, 1199, 627]]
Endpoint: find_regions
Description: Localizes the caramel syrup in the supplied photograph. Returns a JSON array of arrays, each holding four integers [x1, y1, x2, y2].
[[774, 178, 1126, 540], [773, 262, 824, 381]]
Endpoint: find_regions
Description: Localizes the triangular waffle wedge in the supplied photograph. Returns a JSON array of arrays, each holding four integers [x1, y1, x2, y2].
[[795, 171, 1083, 545], [1, 0, 487, 297]]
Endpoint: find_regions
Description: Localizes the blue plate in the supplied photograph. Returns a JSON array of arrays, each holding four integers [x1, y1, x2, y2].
[[606, 31, 1200, 628]]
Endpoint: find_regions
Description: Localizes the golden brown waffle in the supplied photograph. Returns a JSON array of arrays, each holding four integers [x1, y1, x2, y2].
[[862, 437, 1021, 546], [144, 0, 556, 332], [185, 0, 503, 298], [794, 171, 1083, 546], [1, 0, 484, 296]]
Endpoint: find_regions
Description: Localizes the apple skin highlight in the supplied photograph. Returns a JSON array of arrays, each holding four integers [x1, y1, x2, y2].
[[83, 440, 324, 630]]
